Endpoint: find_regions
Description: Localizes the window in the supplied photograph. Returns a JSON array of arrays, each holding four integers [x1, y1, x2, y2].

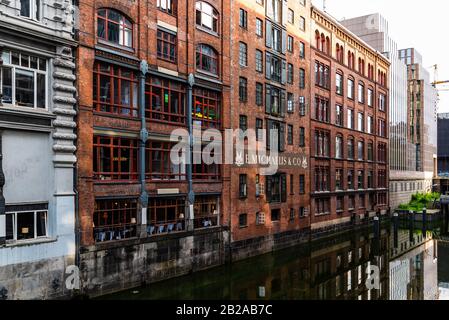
[[287, 36, 294, 53], [336, 72, 343, 95], [378, 119, 386, 137], [239, 174, 248, 198], [239, 214, 248, 228], [265, 85, 287, 117], [265, 53, 285, 83], [378, 170, 387, 188], [368, 142, 374, 161], [299, 175, 305, 194], [379, 93, 386, 112], [145, 76, 186, 124], [337, 197, 344, 212], [256, 118, 263, 141], [256, 83, 264, 106], [299, 16, 306, 31], [314, 130, 330, 157], [358, 170, 364, 189], [146, 141, 186, 181], [157, 30, 177, 62], [239, 77, 248, 102], [239, 8, 248, 29], [290, 175, 294, 194], [239, 115, 248, 131], [6, 209, 47, 242], [287, 64, 294, 84], [271, 209, 281, 222], [193, 196, 219, 229], [196, 2, 219, 32], [314, 96, 329, 122], [315, 198, 330, 215], [299, 68, 306, 89], [336, 105, 343, 126], [288, 8, 294, 24], [348, 170, 354, 190], [347, 109, 354, 129], [358, 112, 364, 132], [368, 171, 374, 189], [378, 193, 387, 206], [256, 50, 263, 73], [147, 198, 186, 235], [358, 82, 365, 104], [347, 138, 354, 159], [347, 78, 355, 99], [20, 0, 40, 20], [367, 116, 374, 134], [299, 42, 305, 59], [93, 136, 138, 181], [256, 212, 265, 225], [193, 88, 221, 129], [336, 169, 343, 190], [0, 49, 47, 109], [299, 96, 306, 116], [349, 196, 355, 210], [157, 0, 177, 15], [336, 136, 343, 159], [256, 18, 263, 37], [94, 199, 137, 242], [266, 173, 287, 203], [299, 127, 305, 147], [315, 61, 330, 89], [378, 143, 387, 163], [97, 9, 133, 47], [314, 166, 330, 192], [289, 208, 295, 221], [193, 144, 221, 181], [368, 88, 373, 107], [287, 92, 294, 113], [239, 42, 248, 66], [287, 125, 293, 145], [196, 44, 219, 75]]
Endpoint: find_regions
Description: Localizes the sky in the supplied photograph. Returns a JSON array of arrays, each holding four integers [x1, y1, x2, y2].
[[311, 0, 449, 113]]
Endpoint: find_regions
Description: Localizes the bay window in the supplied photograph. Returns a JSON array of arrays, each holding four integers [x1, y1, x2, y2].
[[266, 173, 287, 203], [93, 199, 137, 242], [93, 136, 138, 181], [1, 49, 46, 109], [6, 210, 47, 242], [145, 77, 186, 124], [93, 62, 138, 116], [97, 9, 133, 48]]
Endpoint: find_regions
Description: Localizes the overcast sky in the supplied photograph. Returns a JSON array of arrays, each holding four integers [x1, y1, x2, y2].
[[311, 0, 449, 113]]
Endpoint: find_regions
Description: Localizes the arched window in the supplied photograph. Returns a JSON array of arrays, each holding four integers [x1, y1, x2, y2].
[[196, 44, 218, 75], [321, 33, 325, 53], [325, 36, 330, 55], [336, 135, 343, 159], [195, 2, 219, 33], [315, 30, 320, 49], [97, 8, 133, 48], [348, 51, 352, 68]]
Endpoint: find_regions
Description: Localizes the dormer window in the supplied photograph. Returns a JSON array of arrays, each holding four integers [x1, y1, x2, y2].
[[195, 2, 219, 33], [20, 0, 40, 20], [97, 9, 133, 48]]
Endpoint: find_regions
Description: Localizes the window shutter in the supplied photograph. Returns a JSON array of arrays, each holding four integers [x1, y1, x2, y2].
[[266, 20, 272, 48], [279, 123, 286, 152], [265, 52, 272, 80], [281, 29, 287, 54], [280, 90, 286, 117], [281, 60, 287, 84], [281, 174, 287, 202], [265, 85, 271, 114], [266, 176, 272, 202]]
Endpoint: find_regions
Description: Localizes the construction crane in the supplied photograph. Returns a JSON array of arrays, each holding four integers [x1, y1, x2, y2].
[[431, 64, 449, 90]]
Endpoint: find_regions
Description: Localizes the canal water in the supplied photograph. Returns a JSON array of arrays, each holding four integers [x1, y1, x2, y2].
[[102, 223, 449, 300]]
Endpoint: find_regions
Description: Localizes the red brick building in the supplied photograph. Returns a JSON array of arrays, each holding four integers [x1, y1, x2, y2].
[[309, 7, 390, 234], [224, 0, 312, 256], [76, 0, 230, 248]]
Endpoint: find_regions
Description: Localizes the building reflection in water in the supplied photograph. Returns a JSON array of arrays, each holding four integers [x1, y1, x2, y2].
[[102, 226, 440, 300]]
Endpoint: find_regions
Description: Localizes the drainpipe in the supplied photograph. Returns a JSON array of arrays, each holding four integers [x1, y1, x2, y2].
[[0, 132, 5, 246], [139, 61, 149, 234], [187, 74, 195, 230]]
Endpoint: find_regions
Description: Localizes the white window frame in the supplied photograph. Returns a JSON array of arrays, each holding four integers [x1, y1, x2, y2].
[[0, 49, 48, 110], [5, 210, 48, 243], [19, 0, 41, 21]]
